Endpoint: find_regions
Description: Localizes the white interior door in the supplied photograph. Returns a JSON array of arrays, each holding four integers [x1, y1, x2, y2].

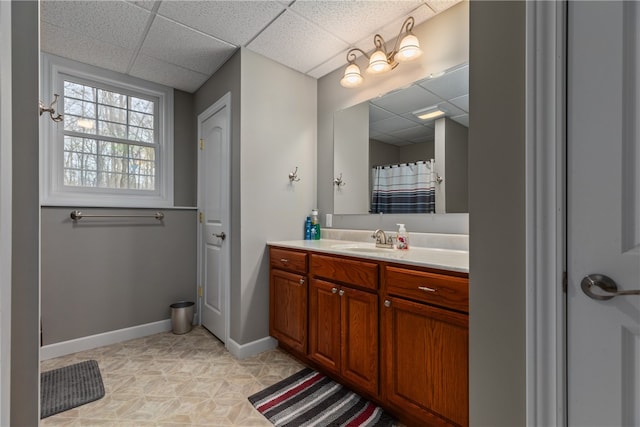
[[568, 2, 640, 426], [197, 93, 231, 343]]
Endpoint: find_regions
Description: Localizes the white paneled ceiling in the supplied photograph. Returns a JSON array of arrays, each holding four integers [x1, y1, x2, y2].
[[40, 0, 462, 93], [369, 63, 469, 146]]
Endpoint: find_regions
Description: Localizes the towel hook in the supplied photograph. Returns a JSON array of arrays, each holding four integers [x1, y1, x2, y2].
[[39, 94, 64, 122], [288, 166, 301, 182], [333, 173, 346, 187]]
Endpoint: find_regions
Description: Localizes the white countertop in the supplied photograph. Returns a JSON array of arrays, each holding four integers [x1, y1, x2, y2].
[[267, 239, 469, 273]]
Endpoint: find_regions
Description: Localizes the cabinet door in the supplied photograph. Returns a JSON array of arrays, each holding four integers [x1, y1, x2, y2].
[[309, 278, 341, 374], [269, 269, 307, 354], [341, 286, 378, 397], [382, 296, 468, 427]]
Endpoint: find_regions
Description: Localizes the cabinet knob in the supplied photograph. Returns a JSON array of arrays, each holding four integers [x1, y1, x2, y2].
[[384, 300, 391, 307], [332, 287, 338, 294], [280, 258, 289, 263], [299, 278, 305, 285], [339, 289, 345, 296]]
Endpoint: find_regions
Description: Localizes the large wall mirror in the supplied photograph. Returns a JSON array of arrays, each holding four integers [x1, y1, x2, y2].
[[333, 62, 469, 215]]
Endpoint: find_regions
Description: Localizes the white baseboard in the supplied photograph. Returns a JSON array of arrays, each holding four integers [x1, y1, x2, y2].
[[40, 319, 172, 361], [226, 335, 277, 360]]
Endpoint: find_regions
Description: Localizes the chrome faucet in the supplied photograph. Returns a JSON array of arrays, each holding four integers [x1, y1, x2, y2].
[[372, 229, 393, 248]]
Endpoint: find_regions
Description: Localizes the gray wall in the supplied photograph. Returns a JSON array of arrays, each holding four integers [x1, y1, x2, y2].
[[194, 48, 317, 347], [194, 50, 242, 343], [40, 81, 199, 345], [317, 1, 469, 234], [40, 208, 196, 344], [11, 1, 39, 425], [469, 1, 526, 426], [239, 49, 317, 345], [435, 117, 468, 213], [173, 89, 196, 207]]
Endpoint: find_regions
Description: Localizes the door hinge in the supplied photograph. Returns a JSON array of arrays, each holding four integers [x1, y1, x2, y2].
[[198, 286, 203, 298], [199, 138, 204, 150], [562, 271, 568, 293], [199, 212, 204, 223]]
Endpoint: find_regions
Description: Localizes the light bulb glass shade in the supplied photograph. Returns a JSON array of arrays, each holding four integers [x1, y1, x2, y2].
[[395, 34, 422, 62], [367, 49, 391, 74], [340, 63, 364, 88]]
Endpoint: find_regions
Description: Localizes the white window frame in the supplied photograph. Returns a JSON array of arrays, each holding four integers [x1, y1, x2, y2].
[[40, 53, 174, 208]]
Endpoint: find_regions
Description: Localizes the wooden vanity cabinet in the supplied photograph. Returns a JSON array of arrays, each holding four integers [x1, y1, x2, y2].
[[309, 254, 379, 397], [269, 247, 308, 355], [268, 245, 469, 427], [382, 265, 469, 427]]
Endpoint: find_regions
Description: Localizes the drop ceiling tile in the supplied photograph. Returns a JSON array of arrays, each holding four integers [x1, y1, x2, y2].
[[369, 104, 395, 123], [419, 64, 469, 100], [370, 133, 406, 146], [370, 115, 418, 134], [437, 101, 466, 118], [126, 0, 157, 11], [129, 54, 210, 93], [307, 51, 348, 79], [449, 94, 469, 112], [247, 10, 349, 74], [426, 0, 464, 13], [157, 1, 286, 46], [451, 114, 469, 127], [141, 15, 237, 75], [373, 4, 437, 47], [40, 22, 133, 74], [371, 85, 443, 115], [391, 125, 433, 141], [40, 0, 150, 50], [289, 0, 422, 44]]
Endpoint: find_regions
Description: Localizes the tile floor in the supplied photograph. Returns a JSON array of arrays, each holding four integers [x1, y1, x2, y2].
[[39, 326, 307, 426]]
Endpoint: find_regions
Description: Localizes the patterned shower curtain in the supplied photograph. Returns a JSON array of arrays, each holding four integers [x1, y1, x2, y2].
[[370, 160, 436, 214]]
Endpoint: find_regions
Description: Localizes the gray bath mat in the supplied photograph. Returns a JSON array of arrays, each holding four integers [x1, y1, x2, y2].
[[40, 359, 105, 419]]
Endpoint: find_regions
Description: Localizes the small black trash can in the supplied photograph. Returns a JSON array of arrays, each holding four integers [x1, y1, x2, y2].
[[170, 301, 194, 334]]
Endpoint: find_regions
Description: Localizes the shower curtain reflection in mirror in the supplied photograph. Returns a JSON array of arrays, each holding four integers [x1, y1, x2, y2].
[[370, 160, 436, 214]]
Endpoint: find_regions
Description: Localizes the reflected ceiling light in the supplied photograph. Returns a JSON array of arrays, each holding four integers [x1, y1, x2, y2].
[[413, 106, 446, 121], [76, 118, 95, 129], [340, 16, 423, 88]]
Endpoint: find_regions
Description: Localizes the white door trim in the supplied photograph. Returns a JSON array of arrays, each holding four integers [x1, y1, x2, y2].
[[0, 1, 12, 423], [196, 92, 231, 345], [525, 1, 567, 425]]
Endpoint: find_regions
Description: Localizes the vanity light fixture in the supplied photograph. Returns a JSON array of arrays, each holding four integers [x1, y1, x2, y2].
[[340, 16, 422, 88], [413, 105, 446, 121]]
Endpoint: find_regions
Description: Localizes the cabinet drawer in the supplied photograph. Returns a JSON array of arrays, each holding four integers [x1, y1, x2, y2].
[[270, 247, 308, 274], [310, 254, 378, 291], [385, 266, 468, 313]]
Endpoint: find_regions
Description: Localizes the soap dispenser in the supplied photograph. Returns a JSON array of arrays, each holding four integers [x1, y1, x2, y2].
[[396, 224, 409, 250]]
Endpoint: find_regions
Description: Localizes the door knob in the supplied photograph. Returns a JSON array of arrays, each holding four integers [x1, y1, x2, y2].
[[213, 232, 226, 240], [581, 274, 640, 300]]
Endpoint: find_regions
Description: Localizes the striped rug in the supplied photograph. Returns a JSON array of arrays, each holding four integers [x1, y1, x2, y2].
[[248, 368, 397, 427]]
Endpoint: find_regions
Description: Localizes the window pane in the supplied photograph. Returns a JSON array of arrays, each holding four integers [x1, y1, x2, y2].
[[98, 89, 126, 108], [129, 111, 153, 129], [64, 115, 97, 134], [64, 81, 95, 102], [61, 79, 159, 194], [64, 98, 96, 118], [64, 169, 81, 186], [98, 105, 127, 124], [128, 126, 154, 143], [130, 97, 153, 114], [98, 121, 127, 139]]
